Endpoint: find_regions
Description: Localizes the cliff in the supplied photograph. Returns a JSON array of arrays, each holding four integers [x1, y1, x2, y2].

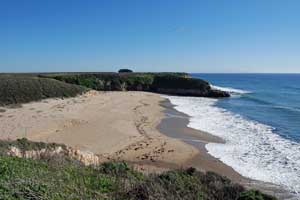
[[151, 75, 229, 97], [44, 72, 229, 98], [0, 72, 229, 106]]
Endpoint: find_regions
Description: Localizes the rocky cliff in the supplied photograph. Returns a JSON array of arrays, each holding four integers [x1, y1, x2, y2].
[[44, 72, 230, 98], [1, 138, 103, 166]]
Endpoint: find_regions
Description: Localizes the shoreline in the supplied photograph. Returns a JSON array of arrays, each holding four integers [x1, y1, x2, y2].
[[158, 99, 244, 182], [0, 91, 295, 199], [0, 91, 199, 171], [158, 97, 296, 200]]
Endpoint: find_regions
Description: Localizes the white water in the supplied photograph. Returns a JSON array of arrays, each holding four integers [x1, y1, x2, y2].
[[165, 95, 300, 196], [210, 84, 252, 94]]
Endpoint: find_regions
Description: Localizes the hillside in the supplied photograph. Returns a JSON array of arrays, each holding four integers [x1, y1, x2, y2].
[[0, 139, 276, 200], [0, 74, 87, 106], [43, 72, 229, 97]]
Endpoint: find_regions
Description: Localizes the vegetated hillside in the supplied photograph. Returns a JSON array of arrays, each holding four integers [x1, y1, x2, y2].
[[43, 72, 229, 98], [0, 75, 87, 106], [0, 139, 276, 200]]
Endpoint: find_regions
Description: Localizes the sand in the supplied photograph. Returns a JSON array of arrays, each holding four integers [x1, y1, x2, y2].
[[0, 91, 198, 170], [0, 90, 294, 198]]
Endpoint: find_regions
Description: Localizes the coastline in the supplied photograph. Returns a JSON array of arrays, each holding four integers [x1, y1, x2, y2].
[[158, 97, 296, 200], [0, 91, 295, 199], [158, 99, 244, 181]]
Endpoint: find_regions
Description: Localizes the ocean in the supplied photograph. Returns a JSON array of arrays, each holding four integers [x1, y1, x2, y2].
[[165, 73, 300, 196]]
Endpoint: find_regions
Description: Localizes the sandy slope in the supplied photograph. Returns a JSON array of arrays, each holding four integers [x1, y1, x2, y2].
[[0, 91, 198, 170]]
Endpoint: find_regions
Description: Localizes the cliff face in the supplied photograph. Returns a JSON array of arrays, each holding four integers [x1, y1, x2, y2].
[[1, 138, 103, 166], [7, 146, 103, 166], [46, 72, 230, 98], [151, 75, 230, 98], [0, 73, 229, 104]]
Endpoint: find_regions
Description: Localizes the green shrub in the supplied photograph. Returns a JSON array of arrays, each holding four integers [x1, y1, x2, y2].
[[0, 153, 277, 200], [0, 75, 87, 106], [238, 190, 277, 200], [45, 72, 208, 93]]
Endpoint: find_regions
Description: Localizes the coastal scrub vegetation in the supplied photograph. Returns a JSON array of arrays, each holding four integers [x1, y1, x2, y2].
[[0, 139, 276, 200], [43, 72, 229, 97], [0, 74, 87, 106], [42, 72, 188, 92], [0, 72, 229, 107]]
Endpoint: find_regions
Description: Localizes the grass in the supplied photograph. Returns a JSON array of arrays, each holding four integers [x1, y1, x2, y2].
[[0, 75, 87, 106], [0, 156, 276, 200], [0, 139, 276, 200]]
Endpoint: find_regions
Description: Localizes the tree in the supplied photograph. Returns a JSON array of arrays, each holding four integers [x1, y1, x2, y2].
[[118, 69, 133, 73]]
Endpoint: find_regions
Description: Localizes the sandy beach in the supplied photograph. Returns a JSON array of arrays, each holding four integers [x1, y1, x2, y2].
[[0, 91, 198, 171], [0, 90, 293, 199], [0, 90, 238, 174]]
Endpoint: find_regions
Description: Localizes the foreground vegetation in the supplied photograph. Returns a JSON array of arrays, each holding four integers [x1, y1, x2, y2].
[[0, 74, 87, 106], [0, 139, 276, 200]]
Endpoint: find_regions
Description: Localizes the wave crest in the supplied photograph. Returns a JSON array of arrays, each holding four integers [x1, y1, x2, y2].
[[210, 84, 252, 94], [165, 95, 300, 196]]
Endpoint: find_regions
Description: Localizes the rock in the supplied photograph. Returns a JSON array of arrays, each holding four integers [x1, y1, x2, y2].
[[207, 89, 230, 98], [151, 76, 230, 98], [6, 146, 103, 166]]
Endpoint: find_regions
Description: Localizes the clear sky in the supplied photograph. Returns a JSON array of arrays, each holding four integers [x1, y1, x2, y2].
[[1, 0, 300, 73]]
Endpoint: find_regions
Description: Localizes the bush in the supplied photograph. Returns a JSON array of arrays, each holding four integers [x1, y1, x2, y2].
[[42, 72, 229, 97], [119, 69, 133, 73], [238, 190, 277, 200], [0, 152, 276, 200], [0, 75, 87, 106]]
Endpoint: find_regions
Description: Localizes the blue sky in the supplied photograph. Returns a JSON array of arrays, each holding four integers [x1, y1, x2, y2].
[[0, 0, 300, 73]]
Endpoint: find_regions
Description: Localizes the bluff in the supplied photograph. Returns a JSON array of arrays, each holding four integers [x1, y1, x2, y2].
[[44, 72, 229, 98], [0, 74, 87, 106]]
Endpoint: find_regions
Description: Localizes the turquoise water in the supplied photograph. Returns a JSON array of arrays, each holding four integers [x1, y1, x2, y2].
[[192, 73, 300, 142]]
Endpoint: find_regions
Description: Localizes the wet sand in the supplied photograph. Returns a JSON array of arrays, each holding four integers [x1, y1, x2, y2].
[[158, 100, 245, 181], [0, 91, 295, 199], [158, 98, 296, 200]]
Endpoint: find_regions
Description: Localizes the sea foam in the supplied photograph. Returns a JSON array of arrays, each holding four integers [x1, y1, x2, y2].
[[210, 84, 252, 94], [165, 95, 300, 196]]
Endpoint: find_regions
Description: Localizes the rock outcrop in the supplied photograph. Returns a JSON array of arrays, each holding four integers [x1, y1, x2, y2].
[[151, 75, 230, 97], [155, 88, 229, 98], [7, 145, 103, 166]]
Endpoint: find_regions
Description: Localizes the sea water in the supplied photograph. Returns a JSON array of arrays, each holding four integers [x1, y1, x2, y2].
[[165, 73, 300, 196]]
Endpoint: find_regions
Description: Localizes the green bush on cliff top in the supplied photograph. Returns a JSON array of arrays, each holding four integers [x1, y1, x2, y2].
[[44, 72, 212, 92]]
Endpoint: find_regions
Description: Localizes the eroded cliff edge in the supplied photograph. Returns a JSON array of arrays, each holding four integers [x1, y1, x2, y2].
[[43, 72, 230, 98]]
